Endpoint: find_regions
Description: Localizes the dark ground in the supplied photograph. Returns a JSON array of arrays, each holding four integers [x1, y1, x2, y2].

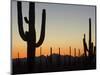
[[12, 54, 96, 74]]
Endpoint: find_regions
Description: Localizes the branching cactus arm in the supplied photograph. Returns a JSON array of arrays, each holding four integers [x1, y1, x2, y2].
[[36, 9, 46, 47], [17, 1, 27, 41]]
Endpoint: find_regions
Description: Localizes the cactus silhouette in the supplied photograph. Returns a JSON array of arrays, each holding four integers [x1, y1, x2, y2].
[[69, 46, 71, 65], [88, 18, 94, 59], [83, 34, 88, 57], [57, 48, 61, 65], [74, 48, 76, 64], [74, 48, 76, 57], [83, 18, 95, 63], [17, 1, 46, 72], [69, 46, 71, 57], [59, 48, 60, 56], [78, 49, 80, 57], [50, 47, 52, 64]]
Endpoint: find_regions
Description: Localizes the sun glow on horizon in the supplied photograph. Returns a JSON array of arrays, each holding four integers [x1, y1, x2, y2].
[[12, 45, 85, 59]]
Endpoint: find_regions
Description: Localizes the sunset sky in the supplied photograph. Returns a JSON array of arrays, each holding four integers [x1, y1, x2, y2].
[[12, 1, 96, 59]]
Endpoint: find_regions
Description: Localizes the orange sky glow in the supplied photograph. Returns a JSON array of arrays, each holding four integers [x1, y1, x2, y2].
[[12, 1, 96, 59]]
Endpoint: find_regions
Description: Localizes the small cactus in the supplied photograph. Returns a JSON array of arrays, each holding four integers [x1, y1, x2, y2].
[[74, 48, 76, 64], [50, 47, 52, 64], [74, 48, 76, 57], [59, 48, 60, 56], [58, 48, 61, 65], [69, 46, 71, 56]]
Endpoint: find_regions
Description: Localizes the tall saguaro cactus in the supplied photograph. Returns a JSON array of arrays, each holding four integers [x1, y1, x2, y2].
[[88, 18, 94, 62], [17, 1, 46, 72], [83, 18, 95, 63], [88, 18, 93, 58]]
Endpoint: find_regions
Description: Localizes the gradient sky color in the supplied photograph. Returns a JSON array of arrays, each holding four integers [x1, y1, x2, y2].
[[12, 1, 96, 59]]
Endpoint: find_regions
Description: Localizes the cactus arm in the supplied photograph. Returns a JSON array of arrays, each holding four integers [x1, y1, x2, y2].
[[24, 17, 29, 24], [36, 9, 46, 47], [17, 2, 27, 41]]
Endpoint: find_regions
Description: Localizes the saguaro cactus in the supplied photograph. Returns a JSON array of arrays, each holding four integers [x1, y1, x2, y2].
[[69, 46, 71, 57], [69, 46, 71, 65], [17, 1, 46, 72], [58, 48, 61, 65], [83, 18, 95, 63], [74, 48, 76, 57], [83, 34, 88, 57], [74, 48, 76, 64], [78, 49, 80, 57], [88, 18, 93, 59], [50, 47, 52, 64], [59, 48, 60, 56]]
